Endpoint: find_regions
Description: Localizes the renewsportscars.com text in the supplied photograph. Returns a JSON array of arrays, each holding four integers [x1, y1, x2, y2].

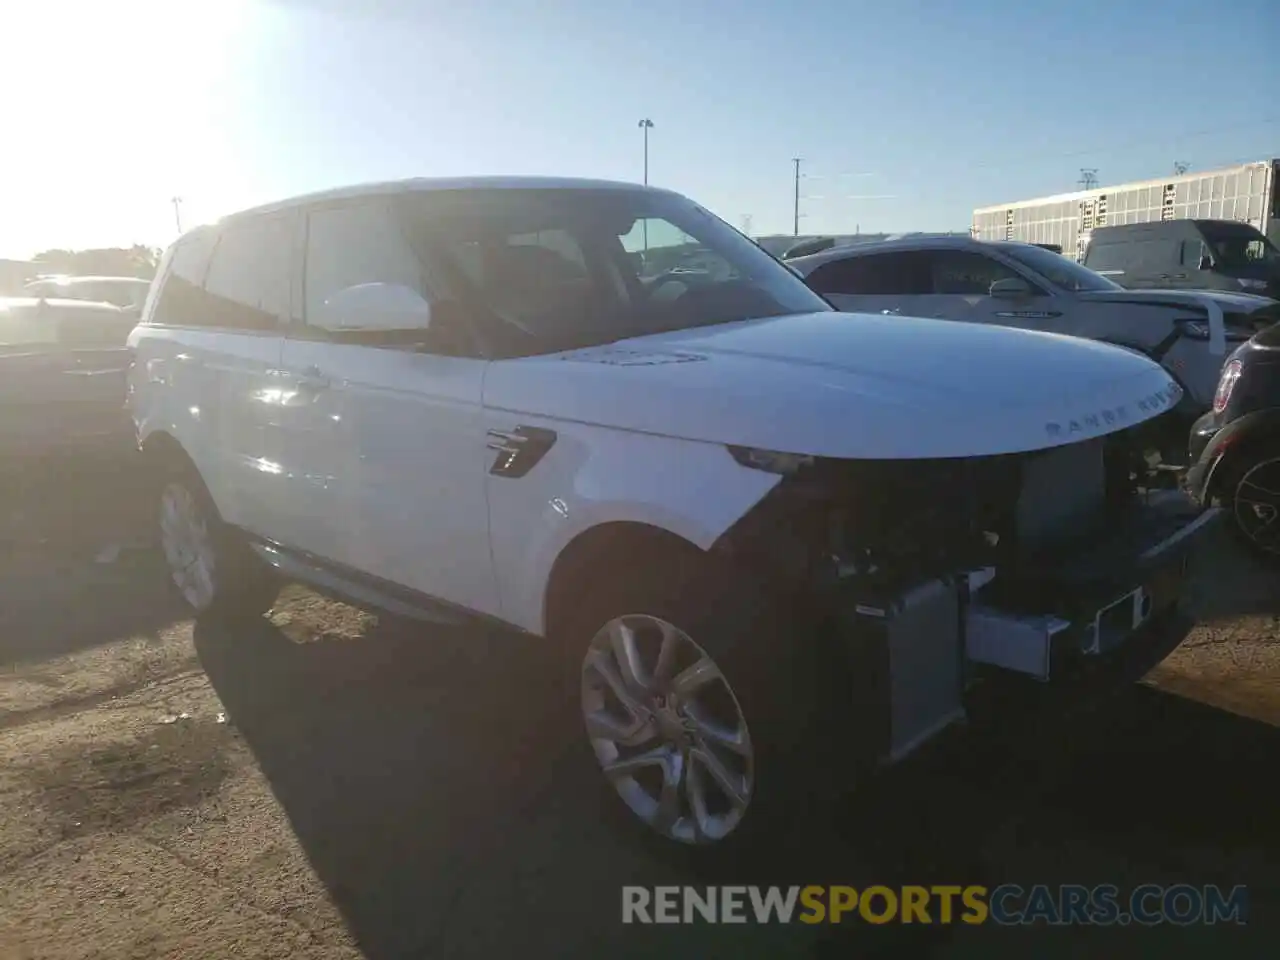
[[621, 884, 1248, 926]]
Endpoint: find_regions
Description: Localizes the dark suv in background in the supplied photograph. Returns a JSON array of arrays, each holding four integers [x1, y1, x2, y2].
[[1187, 321, 1280, 560]]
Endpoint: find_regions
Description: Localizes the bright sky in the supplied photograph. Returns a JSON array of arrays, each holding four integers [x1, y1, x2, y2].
[[2, 0, 1276, 258]]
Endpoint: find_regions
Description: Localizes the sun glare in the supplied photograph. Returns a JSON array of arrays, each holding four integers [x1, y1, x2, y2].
[[0, 0, 252, 257]]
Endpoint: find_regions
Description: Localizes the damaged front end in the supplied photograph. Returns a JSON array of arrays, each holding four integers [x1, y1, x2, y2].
[[713, 411, 1220, 767]]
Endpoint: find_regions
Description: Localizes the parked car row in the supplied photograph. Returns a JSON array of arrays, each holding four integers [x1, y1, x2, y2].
[[786, 235, 1278, 459]]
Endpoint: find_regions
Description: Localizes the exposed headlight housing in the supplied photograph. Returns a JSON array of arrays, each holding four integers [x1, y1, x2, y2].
[[728, 445, 815, 475]]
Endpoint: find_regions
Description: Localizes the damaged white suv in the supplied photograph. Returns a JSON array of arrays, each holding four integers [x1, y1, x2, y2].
[[127, 177, 1219, 854]]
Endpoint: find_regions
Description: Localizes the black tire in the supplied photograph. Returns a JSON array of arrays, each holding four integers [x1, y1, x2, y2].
[[155, 454, 280, 619], [561, 545, 850, 864], [1222, 451, 1280, 564]]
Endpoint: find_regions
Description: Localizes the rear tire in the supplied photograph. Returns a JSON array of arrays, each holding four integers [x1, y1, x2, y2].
[[156, 457, 280, 619], [562, 547, 849, 861], [1223, 452, 1280, 564]]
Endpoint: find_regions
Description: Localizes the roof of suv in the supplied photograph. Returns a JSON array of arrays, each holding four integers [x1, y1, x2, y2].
[[786, 235, 1038, 272], [217, 176, 672, 228]]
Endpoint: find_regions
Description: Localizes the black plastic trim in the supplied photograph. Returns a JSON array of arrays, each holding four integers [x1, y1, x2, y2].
[[486, 426, 557, 478]]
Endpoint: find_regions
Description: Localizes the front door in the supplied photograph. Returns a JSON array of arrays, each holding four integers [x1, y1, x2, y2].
[[273, 198, 500, 615]]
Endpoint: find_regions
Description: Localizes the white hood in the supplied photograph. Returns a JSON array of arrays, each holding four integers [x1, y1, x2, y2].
[[483, 312, 1182, 459]]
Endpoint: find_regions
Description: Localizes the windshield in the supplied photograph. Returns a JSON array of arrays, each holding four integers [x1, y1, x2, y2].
[[1201, 225, 1280, 271], [997, 242, 1123, 292], [401, 188, 831, 355]]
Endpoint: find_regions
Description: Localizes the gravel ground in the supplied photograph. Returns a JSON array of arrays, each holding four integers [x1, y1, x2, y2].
[[0, 455, 1276, 959]]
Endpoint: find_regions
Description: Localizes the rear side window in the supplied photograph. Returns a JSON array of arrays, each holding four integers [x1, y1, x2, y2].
[[805, 252, 932, 295], [202, 216, 293, 331], [151, 231, 217, 326]]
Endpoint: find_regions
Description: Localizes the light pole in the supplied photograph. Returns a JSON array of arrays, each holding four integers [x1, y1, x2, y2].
[[171, 196, 184, 234], [638, 118, 654, 185], [792, 158, 803, 236]]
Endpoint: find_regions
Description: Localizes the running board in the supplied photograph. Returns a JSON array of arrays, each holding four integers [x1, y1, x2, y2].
[[249, 541, 470, 628]]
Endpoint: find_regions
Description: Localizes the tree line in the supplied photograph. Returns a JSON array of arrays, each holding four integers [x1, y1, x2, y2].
[[30, 245, 162, 280]]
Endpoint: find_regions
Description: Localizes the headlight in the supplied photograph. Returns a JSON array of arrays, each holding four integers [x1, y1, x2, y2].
[[1237, 278, 1268, 291], [728, 445, 815, 475]]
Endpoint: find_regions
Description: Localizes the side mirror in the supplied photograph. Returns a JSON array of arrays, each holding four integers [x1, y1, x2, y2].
[[1198, 254, 1213, 271], [989, 277, 1032, 298], [314, 282, 432, 332]]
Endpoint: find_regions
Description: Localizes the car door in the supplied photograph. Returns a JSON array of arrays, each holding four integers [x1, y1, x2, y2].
[[802, 251, 933, 316], [916, 249, 1065, 334], [187, 214, 294, 539], [273, 197, 500, 616]]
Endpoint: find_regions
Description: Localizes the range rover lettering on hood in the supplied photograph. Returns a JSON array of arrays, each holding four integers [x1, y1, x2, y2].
[[1044, 382, 1182, 438]]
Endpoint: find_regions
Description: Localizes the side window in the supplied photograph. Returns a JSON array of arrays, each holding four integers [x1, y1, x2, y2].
[[1182, 239, 1205, 266], [805, 252, 932, 296], [619, 218, 737, 282], [151, 230, 217, 327], [304, 202, 424, 328], [202, 216, 292, 331], [925, 251, 1022, 296], [1084, 241, 1125, 272]]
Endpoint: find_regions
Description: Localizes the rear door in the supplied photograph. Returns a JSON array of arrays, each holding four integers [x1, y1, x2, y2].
[[177, 215, 294, 538], [802, 251, 933, 316]]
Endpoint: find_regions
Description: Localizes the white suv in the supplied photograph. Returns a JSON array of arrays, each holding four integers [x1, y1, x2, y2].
[[127, 176, 1219, 854]]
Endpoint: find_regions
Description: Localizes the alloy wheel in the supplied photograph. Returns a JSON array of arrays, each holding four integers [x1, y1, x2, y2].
[[159, 482, 217, 610], [581, 614, 754, 845], [1235, 457, 1280, 557]]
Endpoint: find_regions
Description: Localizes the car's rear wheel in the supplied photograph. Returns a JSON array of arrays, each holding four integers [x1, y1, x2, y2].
[[1227, 453, 1280, 562], [157, 461, 279, 618], [565, 549, 848, 858]]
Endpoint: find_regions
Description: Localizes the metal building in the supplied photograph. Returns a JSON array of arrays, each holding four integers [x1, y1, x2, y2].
[[973, 159, 1280, 261]]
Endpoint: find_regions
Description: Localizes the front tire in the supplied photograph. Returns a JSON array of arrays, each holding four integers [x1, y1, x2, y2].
[[564, 550, 846, 858], [157, 461, 279, 618], [1224, 453, 1280, 563]]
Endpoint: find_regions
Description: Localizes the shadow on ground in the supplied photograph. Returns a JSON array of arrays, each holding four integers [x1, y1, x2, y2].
[[0, 453, 186, 667], [195, 606, 1279, 959]]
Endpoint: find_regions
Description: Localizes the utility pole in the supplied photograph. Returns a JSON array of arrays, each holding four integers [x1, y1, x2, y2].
[[792, 158, 803, 236], [1173, 161, 1190, 175], [638, 118, 654, 185], [741, 214, 753, 236], [171, 196, 184, 234], [1077, 168, 1099, 190]]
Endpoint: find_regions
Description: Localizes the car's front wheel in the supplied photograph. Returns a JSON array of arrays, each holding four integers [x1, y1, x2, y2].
[[157, 462, 279, 618], [566, 550, 847, 856], [1226, 452, 1280, 562]]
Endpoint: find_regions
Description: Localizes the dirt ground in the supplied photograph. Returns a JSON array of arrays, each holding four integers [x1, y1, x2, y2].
[[0, 456, 1277, 959]]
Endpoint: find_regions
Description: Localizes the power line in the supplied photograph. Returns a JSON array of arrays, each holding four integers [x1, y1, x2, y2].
[[1078, 168, 1099, 190], [960, 114, 1280, 175]]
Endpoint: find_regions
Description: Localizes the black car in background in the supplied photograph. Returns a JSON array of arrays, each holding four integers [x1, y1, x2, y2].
[[0, 297, 137, 462], [1186, 321, 1280, 560]]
